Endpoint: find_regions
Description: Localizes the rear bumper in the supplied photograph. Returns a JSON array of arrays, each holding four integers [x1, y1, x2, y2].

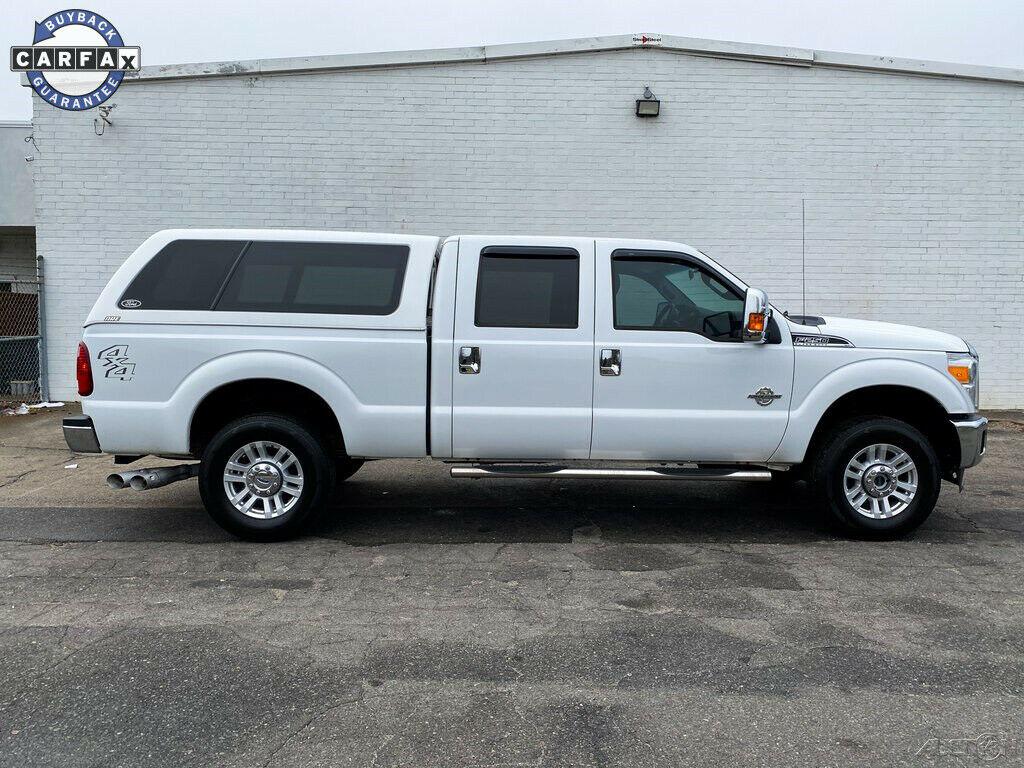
[[63, 415, 102, 453], [952, 416, 987, 469]]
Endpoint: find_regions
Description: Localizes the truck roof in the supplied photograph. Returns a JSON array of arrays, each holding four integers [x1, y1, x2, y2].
[[87, 229, 745, 330], [146, 229, 703, 255]]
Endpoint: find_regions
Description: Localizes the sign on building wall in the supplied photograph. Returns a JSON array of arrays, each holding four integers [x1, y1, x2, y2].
[[9, 9, 141, 111]]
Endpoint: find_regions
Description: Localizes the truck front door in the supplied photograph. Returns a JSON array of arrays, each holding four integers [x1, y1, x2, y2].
[[451, 237, 595, 460], [590, 243, 793, 462]]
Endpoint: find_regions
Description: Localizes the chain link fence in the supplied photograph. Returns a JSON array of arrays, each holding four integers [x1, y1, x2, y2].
[[0, 256, 46, 405]]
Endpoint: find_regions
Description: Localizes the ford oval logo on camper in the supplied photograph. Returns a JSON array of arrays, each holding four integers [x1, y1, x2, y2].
[[119, 298, 142, 308]]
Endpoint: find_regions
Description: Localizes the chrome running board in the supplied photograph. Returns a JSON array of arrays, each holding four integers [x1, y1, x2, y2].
[[450, 465, 771, 481]]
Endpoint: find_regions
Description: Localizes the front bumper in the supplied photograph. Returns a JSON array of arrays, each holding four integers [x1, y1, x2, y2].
[[952, 416, 987, 469], [63, 415, 102, 453]]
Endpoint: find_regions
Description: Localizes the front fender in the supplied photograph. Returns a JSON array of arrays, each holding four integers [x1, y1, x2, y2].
[[771, 357, 972, 464]]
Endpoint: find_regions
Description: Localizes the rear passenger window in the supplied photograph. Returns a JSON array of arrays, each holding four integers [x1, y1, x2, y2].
[[215, 242, 409, 315], [474, 248, 579, 328], [118, 240, 245, 310]]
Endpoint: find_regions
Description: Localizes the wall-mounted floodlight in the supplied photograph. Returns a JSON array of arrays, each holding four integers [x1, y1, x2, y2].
[[635, 86, 660, 117]]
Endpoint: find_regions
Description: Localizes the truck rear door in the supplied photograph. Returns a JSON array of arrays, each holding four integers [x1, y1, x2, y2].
[[450, 237, 595, 459]]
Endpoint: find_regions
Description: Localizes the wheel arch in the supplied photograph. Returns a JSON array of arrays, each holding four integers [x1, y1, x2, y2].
[[791, 384, 962, 481], [167, 350, 359, 457], [773, 358, 970, 480], [189, 378, 345, 457]]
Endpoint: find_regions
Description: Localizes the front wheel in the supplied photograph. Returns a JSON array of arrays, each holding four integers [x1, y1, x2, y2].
[[811, 416, 941, 538], [199, 414, 335, 541]]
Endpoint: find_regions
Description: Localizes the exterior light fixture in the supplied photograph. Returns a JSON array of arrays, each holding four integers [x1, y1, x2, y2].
[[635, 86, 660, 117]]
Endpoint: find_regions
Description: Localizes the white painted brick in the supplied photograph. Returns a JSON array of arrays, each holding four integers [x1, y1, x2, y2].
[[30, 48, 1024, 405]]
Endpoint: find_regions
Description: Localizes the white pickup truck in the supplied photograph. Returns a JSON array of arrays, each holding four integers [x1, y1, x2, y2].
[[63, 229, 986, 540]]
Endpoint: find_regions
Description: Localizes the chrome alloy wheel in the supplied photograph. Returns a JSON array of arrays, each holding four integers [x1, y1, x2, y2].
[[843, 443, 918, 520], [222, 440, 304, 519]]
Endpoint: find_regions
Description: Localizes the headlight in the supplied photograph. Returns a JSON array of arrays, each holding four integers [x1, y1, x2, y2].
[[947, 346, 979, 408]]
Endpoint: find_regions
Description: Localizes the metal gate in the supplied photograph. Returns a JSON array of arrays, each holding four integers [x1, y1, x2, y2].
[[0, 255, 47, 404]]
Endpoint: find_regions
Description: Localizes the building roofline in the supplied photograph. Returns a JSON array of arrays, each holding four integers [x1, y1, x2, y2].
[[0, 120, 32, 128], [118, 33, 1023, 86]]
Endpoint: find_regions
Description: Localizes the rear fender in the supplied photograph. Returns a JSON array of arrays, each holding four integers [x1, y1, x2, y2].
[[87, 350, 418, 457]]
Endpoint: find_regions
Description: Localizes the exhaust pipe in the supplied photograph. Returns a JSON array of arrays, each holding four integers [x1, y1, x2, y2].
[[128, 465, 200, 490], [106, 464, 200, 491], [106, 471, 134, 490]]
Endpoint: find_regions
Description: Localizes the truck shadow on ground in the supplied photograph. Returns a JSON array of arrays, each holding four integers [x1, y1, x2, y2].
[[4, 477, 839, 545], [5, 471, 995, 545], [312, 479, 862, 545]]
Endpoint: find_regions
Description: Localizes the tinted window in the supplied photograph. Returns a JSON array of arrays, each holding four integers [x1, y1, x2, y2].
[[475, 248, 579, 328], [612, 253, 744, 341], [613, 273, 665, 327], [118, 240, 245, 310], [216, 242, 409, 315]]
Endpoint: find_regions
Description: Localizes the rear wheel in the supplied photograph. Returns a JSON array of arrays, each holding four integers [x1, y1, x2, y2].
[[811, 416, 940, 538], [199, 414, 335, 541]]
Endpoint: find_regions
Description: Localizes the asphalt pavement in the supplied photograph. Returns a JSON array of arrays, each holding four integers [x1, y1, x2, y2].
[[0, 407, 1022, 767]]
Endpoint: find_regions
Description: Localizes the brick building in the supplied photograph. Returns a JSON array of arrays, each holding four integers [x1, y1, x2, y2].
[[26, 34, 1024, 404]]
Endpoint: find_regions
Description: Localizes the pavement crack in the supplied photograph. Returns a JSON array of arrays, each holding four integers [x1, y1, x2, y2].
[[259, 686, 365, 766], [0, 627, 125, 707], [368, 733, 396, 767], [0, 471, 33, 489]]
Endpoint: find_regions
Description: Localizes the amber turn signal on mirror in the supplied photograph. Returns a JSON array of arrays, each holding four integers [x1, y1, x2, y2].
[[746, 312, 766, 334]]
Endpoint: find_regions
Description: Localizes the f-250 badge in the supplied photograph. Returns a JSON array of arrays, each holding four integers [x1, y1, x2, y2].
[[748, 387, 782, 406], [97, 344, 136, 381]]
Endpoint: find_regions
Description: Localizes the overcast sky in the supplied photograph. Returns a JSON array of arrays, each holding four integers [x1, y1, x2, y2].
[[3, 0, 1023, 120]]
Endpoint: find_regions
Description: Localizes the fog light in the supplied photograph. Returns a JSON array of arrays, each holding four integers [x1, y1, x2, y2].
[[635, 86, 660, 117]]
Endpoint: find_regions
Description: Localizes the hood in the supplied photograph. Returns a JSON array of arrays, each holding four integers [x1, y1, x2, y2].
[[795, 316, 968, 353]]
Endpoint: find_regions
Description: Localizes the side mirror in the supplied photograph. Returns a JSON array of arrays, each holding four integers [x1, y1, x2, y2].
[[742, 288, 772, 343]]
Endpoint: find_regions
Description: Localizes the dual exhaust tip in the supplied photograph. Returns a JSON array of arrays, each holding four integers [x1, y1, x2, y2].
[[106, 464, 199, 491]]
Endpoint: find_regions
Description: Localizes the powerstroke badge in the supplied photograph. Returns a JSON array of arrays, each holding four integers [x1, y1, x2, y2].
[[10, 9, 141, 111], [748, 386, 783, 406]]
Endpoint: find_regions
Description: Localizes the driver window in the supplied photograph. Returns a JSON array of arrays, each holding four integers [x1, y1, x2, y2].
[[613, 273, 664, 327], [611, 253, 744, 341]]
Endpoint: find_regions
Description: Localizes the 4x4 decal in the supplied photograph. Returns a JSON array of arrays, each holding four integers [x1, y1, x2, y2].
[[97, 344, 136, 381]]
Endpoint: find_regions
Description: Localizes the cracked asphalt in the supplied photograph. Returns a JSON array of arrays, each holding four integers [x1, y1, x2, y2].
[[1, 407, 1022, 767]]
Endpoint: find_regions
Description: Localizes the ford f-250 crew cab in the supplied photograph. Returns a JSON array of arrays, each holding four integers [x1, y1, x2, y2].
[[63, 229, 987, 541]]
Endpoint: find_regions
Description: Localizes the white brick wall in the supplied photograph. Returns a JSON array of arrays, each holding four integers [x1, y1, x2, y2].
[[31, 48, 1024, 404]]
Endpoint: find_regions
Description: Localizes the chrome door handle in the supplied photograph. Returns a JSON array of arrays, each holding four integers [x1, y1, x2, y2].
[[459, 346, 480, 374], [600, 348, 621, 376]]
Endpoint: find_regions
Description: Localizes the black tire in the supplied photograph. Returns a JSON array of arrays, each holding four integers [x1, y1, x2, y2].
[[199, 413, 335, 541], [811, 416, 940, 539], [336, 458, 364, 484]]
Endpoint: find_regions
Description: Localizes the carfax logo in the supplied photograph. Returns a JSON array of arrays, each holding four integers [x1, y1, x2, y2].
[[9, 9, 141, 111]]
